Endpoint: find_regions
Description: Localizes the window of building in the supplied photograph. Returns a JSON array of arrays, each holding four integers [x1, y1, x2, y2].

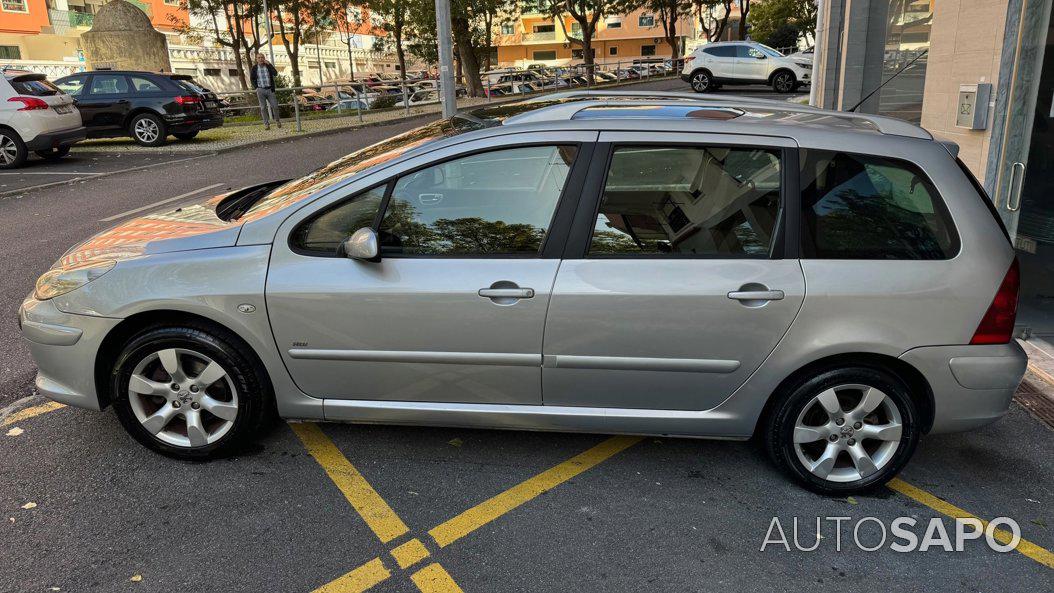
[[501, 23, 515, 35], [606, 18, 622, 29], [609, 46, 618, 56], [639, 14, 655, 27], [571, 22, 582, 36], [164, 0, 180, 5], [229, 69, 239, 76], [325, 61, 336, 69], [572, 48, 596, 60], [533, 24, 555, 33], [379, 146, 578, 256], [800, 150, 956, 260], [129, 76, 162, 92], [1, 0, 27, 12], [641, 45, 656, 56], [533, 50, 557, 61], [589, 146, 782, 257], [202, 68, 221, 77], [0, 45, 20, 59], [291, 186, 385, 254], [88, 75, 130, 95]]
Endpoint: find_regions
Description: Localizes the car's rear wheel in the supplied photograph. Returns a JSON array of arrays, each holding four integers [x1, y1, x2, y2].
[[764, 367, 920, 494], [0, 129, 28, 169], [690, 70, 714, 93], [173, 130, 199, 141], [129, 113, 167, 147], [111, 325, 273, 459], [35, 146, 71, 160], [772, 71, 797, 93]]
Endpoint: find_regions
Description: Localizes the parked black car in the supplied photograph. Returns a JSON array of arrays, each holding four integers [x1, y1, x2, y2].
[[52, 71, 224, 147]]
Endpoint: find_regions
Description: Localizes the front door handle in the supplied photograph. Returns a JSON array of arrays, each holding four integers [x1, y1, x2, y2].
[[727, 290, 784, 301], [479, 288, 534, 299]]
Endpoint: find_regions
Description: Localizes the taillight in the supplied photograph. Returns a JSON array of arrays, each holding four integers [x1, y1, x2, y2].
[[174, 95, 201, 105], [684, 56, 695, 64], [8, 96, 48, 111], [971, 258, 1020, 345]]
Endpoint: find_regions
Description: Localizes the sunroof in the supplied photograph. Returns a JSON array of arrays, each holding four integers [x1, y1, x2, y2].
[[570, 105, 744, 121]]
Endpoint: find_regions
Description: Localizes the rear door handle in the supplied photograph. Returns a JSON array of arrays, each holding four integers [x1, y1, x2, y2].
[[479, 288, 534, 299], [727, 290, 784, 301]]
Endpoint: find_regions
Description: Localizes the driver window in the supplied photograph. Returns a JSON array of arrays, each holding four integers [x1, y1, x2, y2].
[[378, 145, 578, 256]]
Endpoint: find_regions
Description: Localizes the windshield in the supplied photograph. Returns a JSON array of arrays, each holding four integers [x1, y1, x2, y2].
[[758, 44, 785, 58]]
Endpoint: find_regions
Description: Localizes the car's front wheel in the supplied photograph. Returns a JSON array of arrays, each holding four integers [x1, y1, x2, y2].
[[689, 70, 714, 93], [0, 129, 28, 169], [129, 113, 167, 147], [764, 367, 920, 494], [772, 71, 797, 93], [111, 324, 274, 459]]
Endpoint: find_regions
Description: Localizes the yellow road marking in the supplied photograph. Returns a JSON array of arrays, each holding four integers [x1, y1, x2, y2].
[[429, 435, 642, 548], [312, 557, 390, 593], [1026, 362, 1054, 389], [391, 537, 431, 569], [409, 563, 464, 593], [1, 401, 65, 428], [889, 478, 1054, 569], [290, 422, 410, 543]]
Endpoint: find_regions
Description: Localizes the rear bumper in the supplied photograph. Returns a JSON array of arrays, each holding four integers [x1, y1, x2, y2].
[[900, 342, 1027, 433], [165, 113, 224, 133], [24, 126, 86, 151]]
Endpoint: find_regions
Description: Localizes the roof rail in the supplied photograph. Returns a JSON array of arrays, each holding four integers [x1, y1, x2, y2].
[[527, 90, 932, 140]]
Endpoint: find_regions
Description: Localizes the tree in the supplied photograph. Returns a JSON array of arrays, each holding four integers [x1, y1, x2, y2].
[[368, 0, 411, 82], [614, 0, 691, 58], [274, 0, 327, 88], [737, 0, 751, 40], [747, 0, 816, 46], [545, 0, 618, 82], [176, 0, 265, 89], [694, 0, 733, 42]]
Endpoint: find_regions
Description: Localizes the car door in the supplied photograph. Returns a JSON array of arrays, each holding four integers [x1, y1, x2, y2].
[[266, 132, 596, 405], [79, 74, 132, 132], [734, 45, 770, 81], [542, 132, 805, 411], [700, 46, 736, 79]]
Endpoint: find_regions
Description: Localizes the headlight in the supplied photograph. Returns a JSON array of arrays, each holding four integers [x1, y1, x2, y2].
[[34, 260, 116, 301], [795, 61, 812, 69]]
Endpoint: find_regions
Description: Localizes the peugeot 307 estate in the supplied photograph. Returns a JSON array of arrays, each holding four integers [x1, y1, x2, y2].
[[19, 91, 1027, 494]]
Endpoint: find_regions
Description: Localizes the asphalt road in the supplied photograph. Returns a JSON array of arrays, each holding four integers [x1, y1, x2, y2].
[[7, 83, 1051, 593]]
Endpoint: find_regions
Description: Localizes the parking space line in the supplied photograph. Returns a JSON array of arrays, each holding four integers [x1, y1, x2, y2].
[[428, 435, 642, 548], [1, 401, 65, 428], [409, 563, 464, 593], [313, 557, 390, 593], [889, 478, 1054, 569], [99, 182, 225, 222], [290, 422, 410, 544]]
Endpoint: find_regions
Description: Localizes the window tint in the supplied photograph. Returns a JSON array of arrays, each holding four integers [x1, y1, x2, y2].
[[10, 78, 60, 96], [736, 45, 765, 58], [703, 46, 735, 58], [291, 186, 385, 254], [130, 76, 162, 92], [89, 75, 129, 95], [379, 145, 577, 256], [800, 151, 957, 259], [55, 75, 86, 97], [589, 146, 782, 257]]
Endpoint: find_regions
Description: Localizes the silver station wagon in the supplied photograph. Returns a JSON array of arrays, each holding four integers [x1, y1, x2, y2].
[[19, 91, 1027, 493]]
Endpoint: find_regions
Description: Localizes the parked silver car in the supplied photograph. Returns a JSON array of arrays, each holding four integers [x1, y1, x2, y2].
[[19, 91, 1027, 493]]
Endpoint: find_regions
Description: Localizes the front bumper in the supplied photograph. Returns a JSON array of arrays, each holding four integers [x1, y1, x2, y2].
[[900, 341, 1027, 433], [19, 296, 121, 411], [24, 126, 86, 151]]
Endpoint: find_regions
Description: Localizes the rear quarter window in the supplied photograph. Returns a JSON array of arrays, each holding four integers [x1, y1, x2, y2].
[[800, 150, 958, 260]]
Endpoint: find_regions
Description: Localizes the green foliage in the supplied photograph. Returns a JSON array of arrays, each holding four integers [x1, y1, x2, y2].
[[747, 0, 816, 46], [274, 74, 296, 117], [764, 23, 800, 49], [370, 94, 399, 110]]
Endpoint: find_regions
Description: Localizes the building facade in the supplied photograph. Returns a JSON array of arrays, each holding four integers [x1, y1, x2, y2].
[[494, 6, 693, 67], [815, 0, 1054, 338]]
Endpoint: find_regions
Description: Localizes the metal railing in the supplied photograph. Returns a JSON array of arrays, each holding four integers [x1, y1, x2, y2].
[[48, 9, 93, 35]]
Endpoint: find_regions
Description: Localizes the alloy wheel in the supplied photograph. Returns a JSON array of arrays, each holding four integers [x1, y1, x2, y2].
[[775, 73, 795, 93], [0, 135, 17, 165], [792, 384, 903, 483], [127, 348, 239, 448], [134, 118, 160, 144], [692, 72, 711, 92]]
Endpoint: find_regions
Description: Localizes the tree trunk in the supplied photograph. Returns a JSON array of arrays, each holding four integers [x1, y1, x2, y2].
[[394, 16, 407, 82], [451, 16, 484, 96], [737, 0, 750, 40], [221, 5, 248, 89], [484, 12, 493, 72]]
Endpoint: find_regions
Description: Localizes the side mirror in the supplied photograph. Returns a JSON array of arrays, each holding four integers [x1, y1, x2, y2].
[[341, 227, 380, 262], [755, 54, 767, 60]]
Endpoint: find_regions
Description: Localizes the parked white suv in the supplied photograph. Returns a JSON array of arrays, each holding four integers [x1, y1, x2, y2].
[[0, 70, 85, 169], [681, 42, 812, 94]]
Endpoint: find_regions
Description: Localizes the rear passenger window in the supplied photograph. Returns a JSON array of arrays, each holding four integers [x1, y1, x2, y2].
[[588, 145, 782, 257], [130, 76, 162, 92], [800, 151, 957, 259]]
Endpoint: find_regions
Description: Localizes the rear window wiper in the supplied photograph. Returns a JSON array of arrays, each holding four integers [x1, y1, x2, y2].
[[216, 179, 290, 221]]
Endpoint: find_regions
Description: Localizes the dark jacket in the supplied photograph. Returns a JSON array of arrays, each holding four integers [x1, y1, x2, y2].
[[250, 63, 278, 91]]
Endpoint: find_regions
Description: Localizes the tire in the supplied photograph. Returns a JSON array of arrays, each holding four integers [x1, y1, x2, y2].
[[0, 129, 28, 169], [173, 130, 199, 141], [764, 366, 920, 495], [128, 113, 167, 147], [35, 145, 71, 160], [110, 324, 274, 459], [772, 71, 797, 94], [689, 70, 714, 93]]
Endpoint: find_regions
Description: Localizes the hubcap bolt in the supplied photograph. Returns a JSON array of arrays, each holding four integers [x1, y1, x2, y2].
[[191, 402, 200, 410], [172, 401, 181, 408], [189, 385, 199, 393], [853, 422, 862, 429], [170, 383, 180, 391], [828, 434, 838, 442], [835, 418, 845, 426], [847, 438, 856, 446]]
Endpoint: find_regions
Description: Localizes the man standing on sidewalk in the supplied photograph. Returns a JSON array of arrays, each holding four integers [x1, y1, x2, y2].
[[250, 53, 282, 130]]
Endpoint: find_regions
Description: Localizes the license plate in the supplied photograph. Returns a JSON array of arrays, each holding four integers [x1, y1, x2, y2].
[[205, 101, 218, 109], [53, 104, 72, 114]]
